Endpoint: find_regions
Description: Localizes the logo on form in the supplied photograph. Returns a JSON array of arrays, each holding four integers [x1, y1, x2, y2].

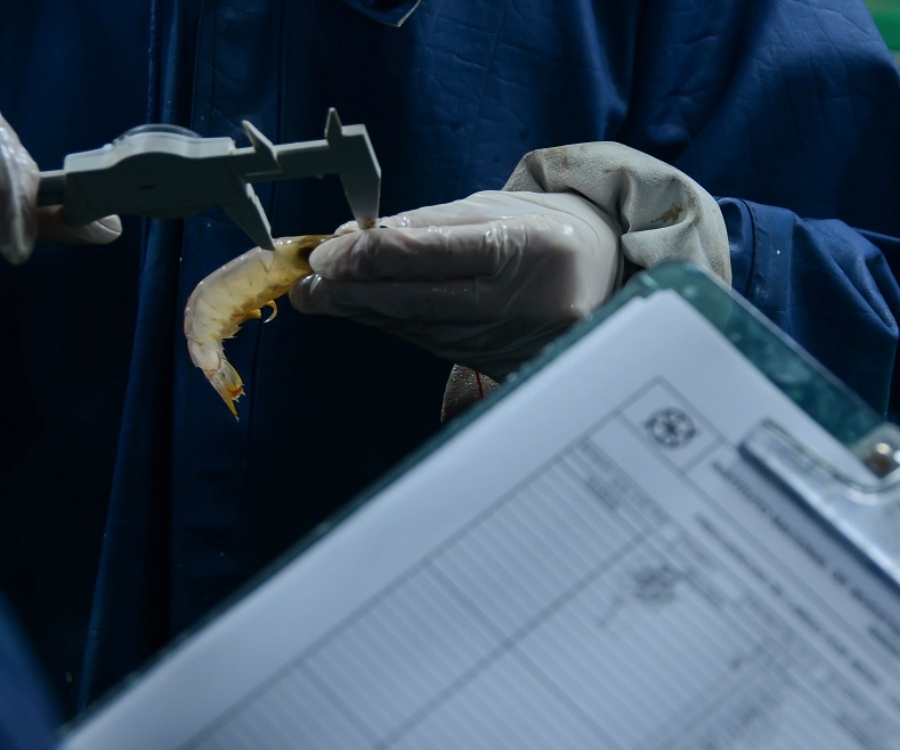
[[644, 408, 697, 449]]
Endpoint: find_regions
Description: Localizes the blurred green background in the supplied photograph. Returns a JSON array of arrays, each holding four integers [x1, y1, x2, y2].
[[866, 0, 900, 60]]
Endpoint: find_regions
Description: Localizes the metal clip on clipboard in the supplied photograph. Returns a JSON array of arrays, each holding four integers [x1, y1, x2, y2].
[[591, 263, 900, 584], [36, 108, 381, 250], [741, 421, 900, 584]]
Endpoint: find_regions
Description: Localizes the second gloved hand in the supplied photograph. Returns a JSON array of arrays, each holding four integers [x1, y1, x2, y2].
[[0, 112, 122, 264], [290, 191, 621, 380]]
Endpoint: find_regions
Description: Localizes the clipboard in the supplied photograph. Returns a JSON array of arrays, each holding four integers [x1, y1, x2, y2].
[[62, 262, 900, 750], [584, 263, 900, 588]]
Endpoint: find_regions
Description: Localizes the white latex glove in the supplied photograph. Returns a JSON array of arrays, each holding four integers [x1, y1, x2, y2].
[[0, 113, 122, 265], [291, 190, 622, 380], [293, 141, 729, 386]]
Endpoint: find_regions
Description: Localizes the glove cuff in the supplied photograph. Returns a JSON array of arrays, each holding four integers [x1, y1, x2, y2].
[[503, 142, 731, 284]]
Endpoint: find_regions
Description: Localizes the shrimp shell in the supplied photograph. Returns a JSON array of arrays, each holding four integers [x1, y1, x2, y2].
[[184, 234, 331, 419]]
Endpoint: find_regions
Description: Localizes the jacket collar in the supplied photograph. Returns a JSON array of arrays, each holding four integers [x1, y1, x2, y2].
[[340, 0, 421, 27]]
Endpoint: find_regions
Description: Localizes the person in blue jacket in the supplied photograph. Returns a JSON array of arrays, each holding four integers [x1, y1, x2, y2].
[[3, 0, 900, 721]]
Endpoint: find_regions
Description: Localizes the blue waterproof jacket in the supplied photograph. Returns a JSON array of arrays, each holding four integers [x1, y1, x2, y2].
[[2, 0, 900, 715]]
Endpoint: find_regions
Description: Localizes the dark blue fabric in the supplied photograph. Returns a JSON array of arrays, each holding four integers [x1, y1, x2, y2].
[[0, 1, 151, 718], [2, 0, 900, 718], [0, 594, 59, 750], [722, 199, 900, 414]]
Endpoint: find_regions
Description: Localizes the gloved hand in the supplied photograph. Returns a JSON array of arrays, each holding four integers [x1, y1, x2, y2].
[[291, 190, 622, 380], [0, 112, 122, 265], [292, 141, 730, 384]]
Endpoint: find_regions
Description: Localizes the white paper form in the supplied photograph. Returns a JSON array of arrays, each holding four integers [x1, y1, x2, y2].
[[63, 290, 900, 750]]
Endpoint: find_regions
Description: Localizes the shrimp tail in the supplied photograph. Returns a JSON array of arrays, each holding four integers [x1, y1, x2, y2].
[[188, 338, 245, 420]]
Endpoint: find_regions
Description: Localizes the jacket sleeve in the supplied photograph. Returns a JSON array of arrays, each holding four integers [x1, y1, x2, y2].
[[616, 0, 900, 418], [722, 198, 900, 417]]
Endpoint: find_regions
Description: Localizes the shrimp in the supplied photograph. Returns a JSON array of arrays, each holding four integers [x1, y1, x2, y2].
[[184, 234, 331, 419]]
